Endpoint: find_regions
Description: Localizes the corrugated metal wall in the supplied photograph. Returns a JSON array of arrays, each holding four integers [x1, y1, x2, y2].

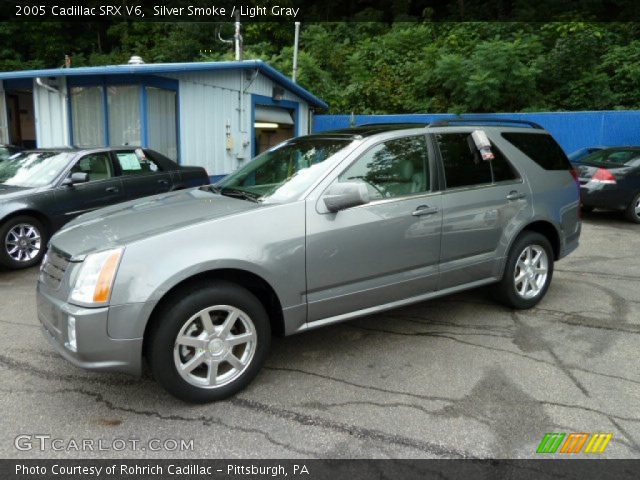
[[167, 70, 309, 176], [33, 77, 69, 148], [313, 111, 640, 154]]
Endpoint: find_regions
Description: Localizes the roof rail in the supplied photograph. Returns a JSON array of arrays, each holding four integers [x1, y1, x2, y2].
[[356, 122, 430, 128], [429, 118, 544, 130]]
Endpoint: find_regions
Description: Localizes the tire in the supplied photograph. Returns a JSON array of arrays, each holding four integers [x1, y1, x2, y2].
[[0, 215, 47, 270], [494, 231, 554, 309], [581, 205, 594, 214], [147, 281, 271, 403], [624, 192, 640, 224]]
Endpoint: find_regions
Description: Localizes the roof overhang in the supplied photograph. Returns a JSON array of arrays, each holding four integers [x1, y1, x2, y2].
[[0, 59, 328, 110]]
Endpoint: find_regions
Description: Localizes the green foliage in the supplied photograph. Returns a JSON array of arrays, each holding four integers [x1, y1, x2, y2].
[[0, 18, 639, 113]]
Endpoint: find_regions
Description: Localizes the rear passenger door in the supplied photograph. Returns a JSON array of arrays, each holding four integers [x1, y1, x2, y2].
[[434, 131, 527, 290], [113, 149, 174, 200]]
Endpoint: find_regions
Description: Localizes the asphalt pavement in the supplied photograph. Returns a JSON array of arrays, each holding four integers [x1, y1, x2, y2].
[[1, 211, 639, 459]]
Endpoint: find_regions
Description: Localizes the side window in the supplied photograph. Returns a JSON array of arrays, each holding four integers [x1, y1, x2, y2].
[[116, 151, 162, 176], [339, 135, 430, 200], [501, 132, 571, 170], [489, 146, 520, 182], [436, 133, 518, 188], [70, 153, 113, 182], [437, 133, 492, 188]]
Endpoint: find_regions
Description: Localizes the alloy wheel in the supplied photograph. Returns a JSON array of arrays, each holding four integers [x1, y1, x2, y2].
[[173, 305, 257, 389], [5, 223, 41, 263], [513, 244, 549, 299]]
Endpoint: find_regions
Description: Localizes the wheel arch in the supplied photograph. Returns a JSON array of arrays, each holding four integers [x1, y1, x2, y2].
[[0, 209, 53, 237], [142, 268, 286, 356]]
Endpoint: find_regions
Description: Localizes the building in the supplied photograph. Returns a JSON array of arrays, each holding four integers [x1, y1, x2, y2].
[[0, 60, 327, 180]]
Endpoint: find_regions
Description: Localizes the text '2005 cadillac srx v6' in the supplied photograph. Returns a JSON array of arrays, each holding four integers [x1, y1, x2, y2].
[[37, 120, 581, 403]]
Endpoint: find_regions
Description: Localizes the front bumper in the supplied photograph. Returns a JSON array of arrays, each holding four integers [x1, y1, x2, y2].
[[37, 285, 143, 376]]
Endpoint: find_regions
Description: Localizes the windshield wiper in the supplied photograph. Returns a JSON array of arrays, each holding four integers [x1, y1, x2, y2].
[[218, 187, 261, 203]]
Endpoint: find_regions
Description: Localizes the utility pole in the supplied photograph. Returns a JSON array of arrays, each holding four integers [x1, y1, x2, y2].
[[292, 22, 301, 82], [234, 12, 243, 61]]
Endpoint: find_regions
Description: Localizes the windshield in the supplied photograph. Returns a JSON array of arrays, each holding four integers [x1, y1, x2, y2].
[[0, 146, 19, 161], [582, 149, 640, 167], [0, 151, 74, 188], [216, 138, 353, 202]]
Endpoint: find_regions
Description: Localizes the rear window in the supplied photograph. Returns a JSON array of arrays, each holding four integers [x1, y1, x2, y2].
[[502, 132, 571, 170]]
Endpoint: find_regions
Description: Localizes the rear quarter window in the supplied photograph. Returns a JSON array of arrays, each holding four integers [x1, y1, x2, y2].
[[502, 132, 571, 170]]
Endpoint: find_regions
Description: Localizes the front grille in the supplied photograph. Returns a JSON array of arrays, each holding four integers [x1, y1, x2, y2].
[[39, 249, 71, 290]]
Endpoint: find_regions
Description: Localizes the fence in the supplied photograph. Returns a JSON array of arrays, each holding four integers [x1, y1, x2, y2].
[[312, 111, 640, 154]]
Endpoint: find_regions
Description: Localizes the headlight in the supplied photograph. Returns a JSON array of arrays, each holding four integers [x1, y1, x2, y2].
[[70, 248, 123, 305]]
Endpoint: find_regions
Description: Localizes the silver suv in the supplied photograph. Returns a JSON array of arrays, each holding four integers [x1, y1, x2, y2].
[[37, 120, 581, 402]]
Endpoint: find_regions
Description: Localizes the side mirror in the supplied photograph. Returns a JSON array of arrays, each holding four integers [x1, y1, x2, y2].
[[62, 172, 90, 186], [323, 182, 370, 213]]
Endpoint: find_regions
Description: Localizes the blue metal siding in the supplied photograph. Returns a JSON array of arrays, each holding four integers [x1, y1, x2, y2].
[[313, 111, 640, 154]]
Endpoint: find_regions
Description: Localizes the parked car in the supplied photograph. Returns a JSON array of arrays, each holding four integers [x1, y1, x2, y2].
[[0, 144, 22, 161], [0, 147, 208, 269], [37, 121, 581, 402], [568, 146, 607, 164], [577, 147, 640, 222]]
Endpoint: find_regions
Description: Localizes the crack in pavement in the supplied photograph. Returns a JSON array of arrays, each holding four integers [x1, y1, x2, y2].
[[556, 268, 640, 282], [510, 312, 590, 397], [228, 397, 476, 458], [0, 387, 317, 457], [0, 356, 473, 458]]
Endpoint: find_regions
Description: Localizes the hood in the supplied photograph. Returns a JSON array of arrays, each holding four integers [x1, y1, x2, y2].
[[51, 188, 260, 257], [0, 184, 37, 201]]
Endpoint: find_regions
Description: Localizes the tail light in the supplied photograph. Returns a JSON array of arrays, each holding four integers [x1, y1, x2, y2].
[[570, 167, 580, 185], [592, 168, 616, 184]]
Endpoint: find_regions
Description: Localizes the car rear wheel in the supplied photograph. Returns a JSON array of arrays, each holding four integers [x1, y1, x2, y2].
[[494, 231, 554, 309], [624, 192, 640, 224], [147, 281, 271, 403], [0, 216, 47, 270]]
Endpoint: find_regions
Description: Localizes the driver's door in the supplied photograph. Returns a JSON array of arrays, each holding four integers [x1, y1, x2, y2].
[[305, 134, 443, 322], [52, 152, 125, 225]]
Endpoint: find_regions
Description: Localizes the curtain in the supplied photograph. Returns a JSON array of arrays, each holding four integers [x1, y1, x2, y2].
[[146, 87, 177, 160], [71, 86, 105, 147], [107, 86, 141, 147]]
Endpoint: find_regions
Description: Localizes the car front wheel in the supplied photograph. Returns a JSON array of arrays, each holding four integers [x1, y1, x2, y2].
[[494, 231, 554, 309], [147, 281, 271, 403], [0, 216, 47, 269]]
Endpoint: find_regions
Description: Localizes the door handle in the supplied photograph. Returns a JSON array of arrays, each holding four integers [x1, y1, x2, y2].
[[412, 205, 439, 216], [158, 179, 169, 185], [506, 191, 526, 201], [105, 186, 119, 193]]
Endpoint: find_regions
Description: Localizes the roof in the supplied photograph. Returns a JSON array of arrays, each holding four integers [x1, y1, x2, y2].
[[0, 59, 328, 110]]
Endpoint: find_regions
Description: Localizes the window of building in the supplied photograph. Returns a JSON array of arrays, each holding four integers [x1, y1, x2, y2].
[[107, 86, 141, 147], [146, 87, 177, 160], [71, 87, 105, 147]]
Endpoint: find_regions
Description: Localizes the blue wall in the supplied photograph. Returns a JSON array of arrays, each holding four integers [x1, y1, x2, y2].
[[313, 111, 640, 154]]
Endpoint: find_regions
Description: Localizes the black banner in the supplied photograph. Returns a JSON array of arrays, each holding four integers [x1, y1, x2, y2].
[[2, 0, 640, 22], [1, 459, 640, 480]]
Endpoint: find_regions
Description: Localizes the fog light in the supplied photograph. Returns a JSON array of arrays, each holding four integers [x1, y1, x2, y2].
[[66, 316, 77, 352]]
